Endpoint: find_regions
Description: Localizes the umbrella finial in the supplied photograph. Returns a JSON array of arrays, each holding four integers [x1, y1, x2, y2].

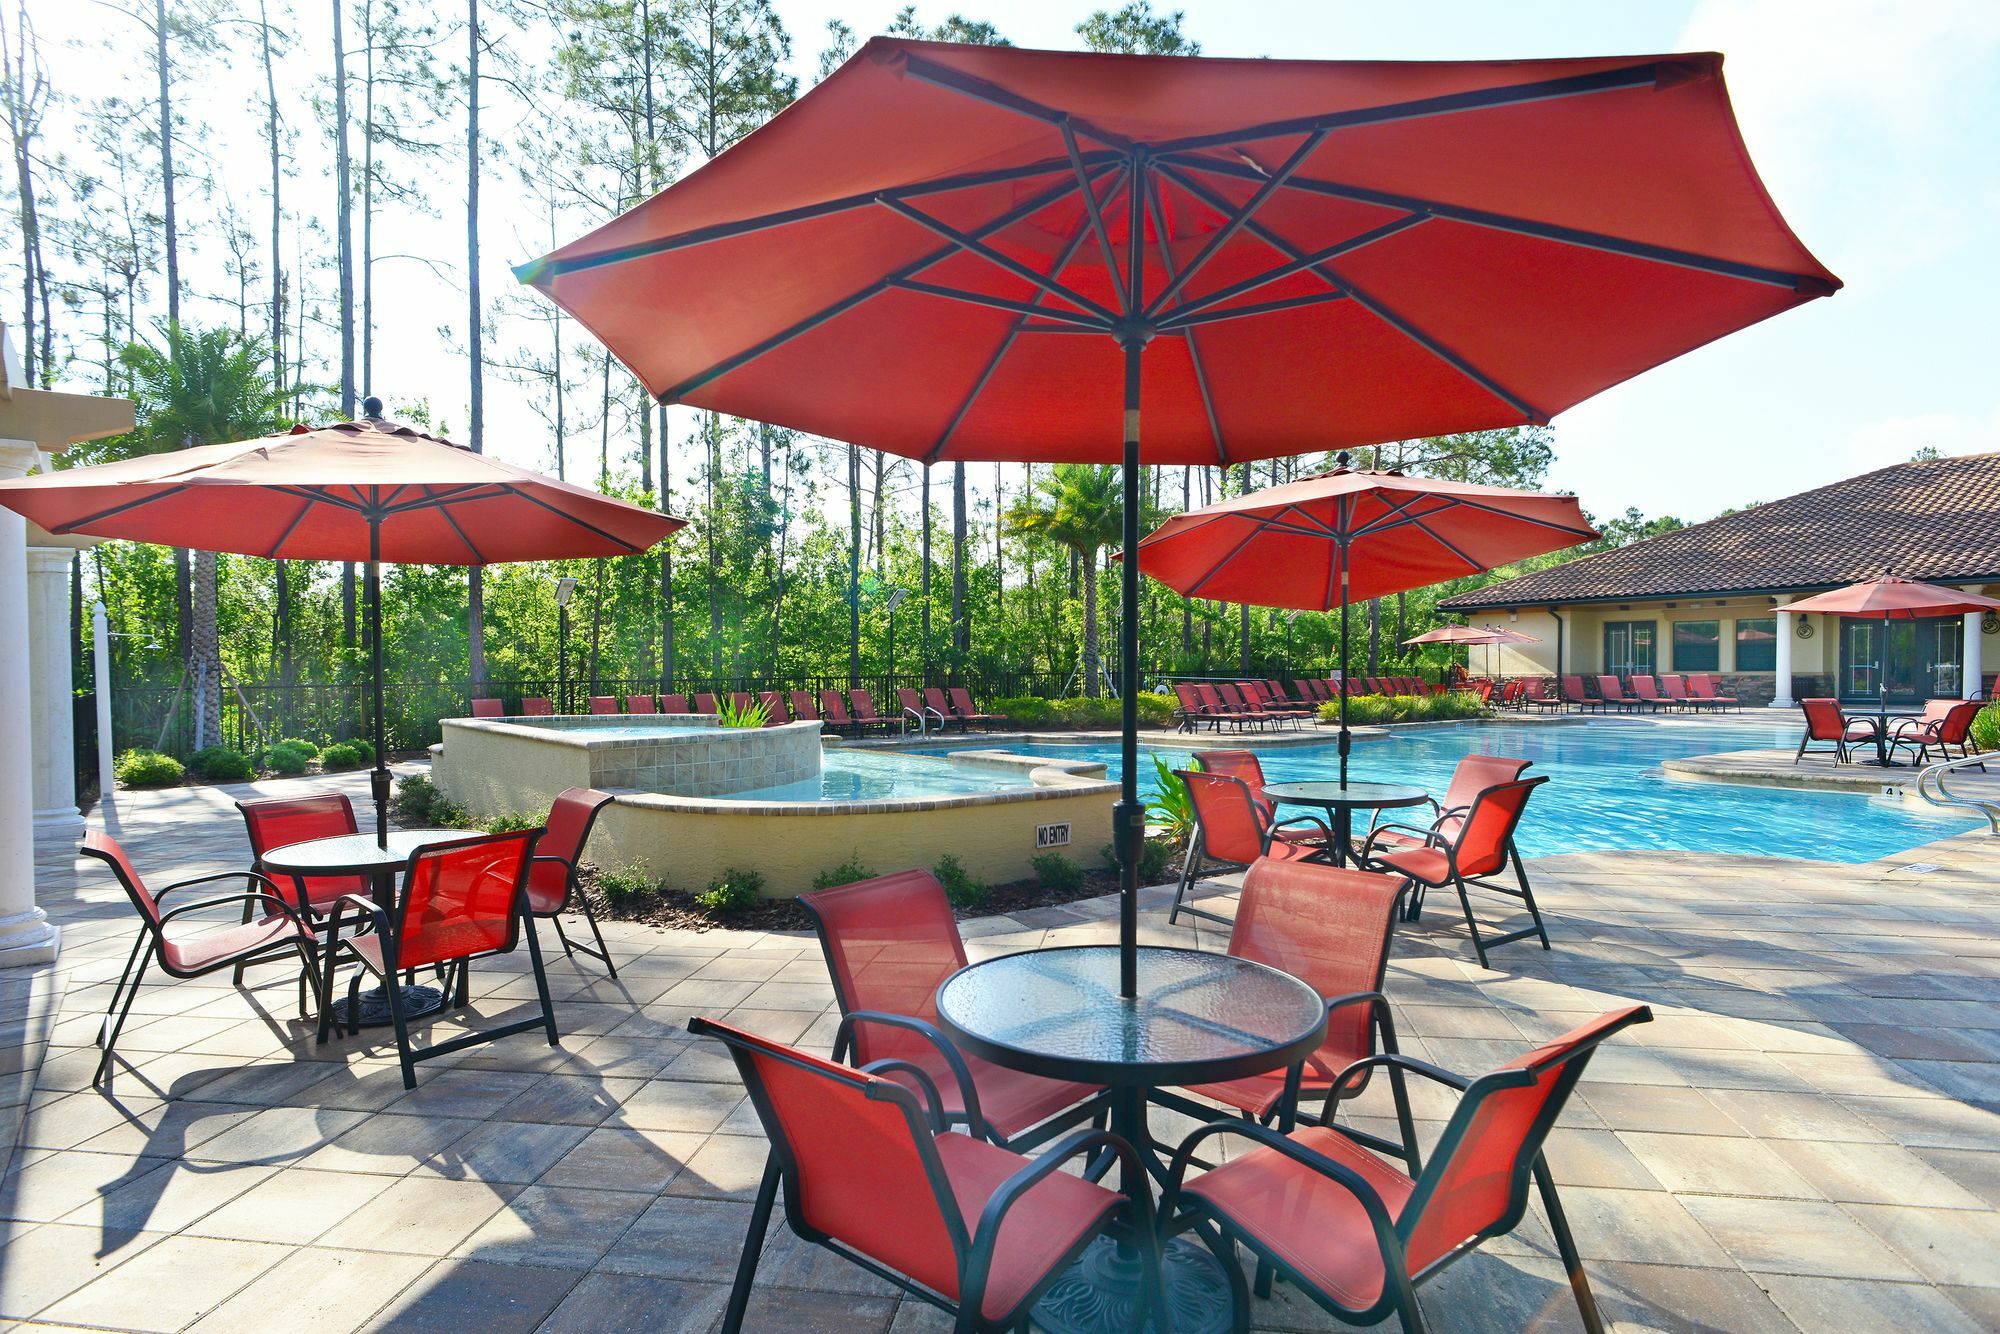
[[362, 395, 384, 420], [1334, 451, 1351, 471]]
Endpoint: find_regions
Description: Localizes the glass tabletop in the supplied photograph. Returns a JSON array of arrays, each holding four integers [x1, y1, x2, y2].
[[935, 945, 1326, 1087], [1262, 780, 1429, 809], [261, 829, 468, 876]]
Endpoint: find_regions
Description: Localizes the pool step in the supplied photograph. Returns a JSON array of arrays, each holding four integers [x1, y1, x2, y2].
[[1917, 752, 2000, 835]]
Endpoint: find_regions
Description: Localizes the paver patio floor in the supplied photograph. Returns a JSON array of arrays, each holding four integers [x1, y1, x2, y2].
[[3, 765, 1997, 1331]]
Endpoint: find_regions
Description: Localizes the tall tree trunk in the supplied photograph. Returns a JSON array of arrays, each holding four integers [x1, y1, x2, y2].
[[1181, 466, 1192, 655], [919, 465, 931, 677], [4, 2, 47, 384], [847, 443, 860, 687], [951, 461, 967, 678], [1237, 462, 1251, 673], [191, 550, 221, 747], [705, 413, 719, 673], [360, 0, 375, 396], [150, 0, 192, 663], [993, 462, 1003, 620], [464, 0, 487, 692], [334, 0, 358, 656], [1367, 598, 1381, 674], [1080, 549, 1099, 698], [259, 0, 282, 394]]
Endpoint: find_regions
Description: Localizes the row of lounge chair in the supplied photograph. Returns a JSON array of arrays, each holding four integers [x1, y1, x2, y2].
[[1169, 676, 1454, 733], [470, 686, 1007, 735], [1482, 673, 1741, 713]]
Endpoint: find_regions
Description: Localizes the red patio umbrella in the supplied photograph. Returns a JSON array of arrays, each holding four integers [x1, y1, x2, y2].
[[1133, 461, 1592, 778], [1782, 572, 2000, 619], [0, 402, 685, 838], [1405, 622, 1540, 683], [519, 38, 1837, 1001]]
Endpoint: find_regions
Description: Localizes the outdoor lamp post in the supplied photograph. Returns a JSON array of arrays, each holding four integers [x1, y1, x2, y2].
[[884, 587, 909, 689], [554, 575, 578, 714]]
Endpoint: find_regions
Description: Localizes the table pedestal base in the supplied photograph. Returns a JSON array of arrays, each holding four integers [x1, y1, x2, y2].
[[333, 982, 447, 1030], [1032, 1235, 1232, 1334]]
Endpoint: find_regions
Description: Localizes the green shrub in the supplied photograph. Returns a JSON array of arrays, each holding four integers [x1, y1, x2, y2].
[[278, 736, 319, 758], [1030, 851, 1085, 893], [317, 742, 366, 770], [716, 696, 769, 728], [185, 745, 253, 782], [347, 738, 375, 764], [933, 853, 987, 908], [812, 856, 875, 891], [1135, 692, 1174, 728], [697, 868, 764, 914], [596, 867, 659, 910], [1098, 837, 1173, 885], [990, 696, 1053, 727], [1974, 702, 2000, 753], [114, 749, 184, 788], [265, 739, 317, 775], [482, 809, 547, 834], [393, 774, 470, 829], [1145, 753, 1197, 844], [1317, 690, 1484, 726]]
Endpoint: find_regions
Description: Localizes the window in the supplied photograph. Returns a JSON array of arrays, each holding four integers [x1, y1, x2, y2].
[[1604, 621, 1655, 676], [1672, 620, 1720, 672], [1735, 617, 1776, 671]]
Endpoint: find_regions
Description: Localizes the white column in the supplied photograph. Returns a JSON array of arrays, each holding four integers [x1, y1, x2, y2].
[[0, 439, 59, 966], [27, 546, 82, 838], [1771, 607, 1796, 708], [1965, 611, 1984, 701]]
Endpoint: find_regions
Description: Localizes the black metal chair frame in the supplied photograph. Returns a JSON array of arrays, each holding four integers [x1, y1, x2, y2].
[[319, 831, 560, 1089], [1359, 776, 1552, 969], [231, 792, 360, 986], [82, 844, 322, 1089], [1158, 1006, 1652, 1334], [528, 792, 619, 978], [1794, 703, 1877, 765], [689, 1016, 1164, 1334], [1888, 708, 1986, 769], [1169, 770, 1329, 928]]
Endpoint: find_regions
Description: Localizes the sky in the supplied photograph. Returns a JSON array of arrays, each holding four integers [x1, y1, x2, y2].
[[21, 0, 2000, 527]]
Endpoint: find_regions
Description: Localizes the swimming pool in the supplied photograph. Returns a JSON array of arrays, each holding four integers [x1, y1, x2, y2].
[[719, 749, 1039, 802], [921, 718, 1975, 863]]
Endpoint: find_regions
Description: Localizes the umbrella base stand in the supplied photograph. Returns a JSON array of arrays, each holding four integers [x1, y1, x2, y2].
[[333, 982, 449, 1030], [1032, 1234, 1231, 1334]]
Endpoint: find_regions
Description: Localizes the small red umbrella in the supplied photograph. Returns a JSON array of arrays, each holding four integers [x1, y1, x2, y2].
[[1405, 623, 1540, 681], [0, 403, 686, 837], [1132, 458, 1594, 779], [1782, 572, 2000, 619]]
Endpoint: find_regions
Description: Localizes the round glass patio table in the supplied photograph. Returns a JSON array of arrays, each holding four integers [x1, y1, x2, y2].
[[262, 829, 469, 1032], [936, 944, 1326, 1334], [1261, 779, 1429, 867]]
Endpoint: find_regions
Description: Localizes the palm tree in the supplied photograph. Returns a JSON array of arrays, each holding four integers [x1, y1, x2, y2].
[[116, 324, 289, 747], [1005, 463, 1127, 697]]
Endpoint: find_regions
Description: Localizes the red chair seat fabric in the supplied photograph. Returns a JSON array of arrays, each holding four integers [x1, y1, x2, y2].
[[1372, 845, 1451, 884], [934, 1131, 1121, 1320], [162, 914, 312, 973], [1182, 1033, 1370, 1119], [1185, 1124, 1416, 1311], [948, 1054, 1102, 1142], [525, 878, 567, 915]]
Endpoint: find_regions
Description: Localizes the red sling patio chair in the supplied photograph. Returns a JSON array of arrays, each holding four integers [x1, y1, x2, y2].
[[948, 686, 1006, 731], [1626, 676, 1670, 711], [1172, 682, 1211, 732], [82, 831, 322, 1087], [894, 686, 946, 733], [1659, 674, 1709, 711], [924, 686, 970, 733], [660, 692, 690, 714], [816, 688, 857, 736], [1795, 697, 1882, 765], [693, 691, 719, 713], [626, 692, 657, 713], [1154, 858, 1411, 1148], [849, 688, 900, 734], [1251, 680, 1314, 725], [233, 791, 368, 983], [758, 689, 788, 725], [524, 787, 618, 976], [1159, 1005, 1654, 1334], [1195, 683, 1256, 732], [1890, 699, 1985, 767], [1361, 776, 1553, 969], [789, 689, 821, 725], [688, 1017, 1162, 1334], [729, 691, 756, 716], [1560, 676, 1604, 713], [471, 697, 503, 718], [589, 695, 619, 715], [1688, 673, 1739, 709], [319, 828, 559, 1088], [1222, 681, 1290, 730], [522, 695, 554, 716], [1359, 755, 1532, 866], [1172, 770, 1321, 926], [801, 870, 1115, 1148], [1520, 678, 1562, 713], [1201, 749, 1332, 851], [1593, 676, 1641, 712]]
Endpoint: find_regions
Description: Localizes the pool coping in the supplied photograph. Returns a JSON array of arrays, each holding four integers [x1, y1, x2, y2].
[[604, 747, 1117, 816]]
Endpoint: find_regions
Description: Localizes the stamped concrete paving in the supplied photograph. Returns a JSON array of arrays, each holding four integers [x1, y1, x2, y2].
[[2, 765, 1997, 1331]]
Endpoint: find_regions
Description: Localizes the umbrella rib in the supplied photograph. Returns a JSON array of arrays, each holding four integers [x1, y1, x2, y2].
[[1184, 524, 1273, 600], [435, 503, 490, 564], [1159, 288, 1351, 331], [517, 153, 1110, 282], [1169, 153, 1828, 292], [1143, 128, 1329, 319], [1142, 171, 1227, 466], [270, 494, 318, 556], [898, 51, 1136, 154], [1360, 492, 1598, 540], [894, 279, 1111, 329], [1153, 215, 1425, 326], [661, 167, 1103, 402], [509, 487, 650, 554], [1064, 119, 1126, 313], [380, 483, 502, 514], [55, 484, 193, 533], [1152, 60, 1668, 157], [877, 195, 1119, 325], [1159, 164, 1546, 421]]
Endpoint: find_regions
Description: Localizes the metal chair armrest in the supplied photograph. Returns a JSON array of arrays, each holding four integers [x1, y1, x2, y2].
[[965, 1128, 1147, 1316], [156, 889, 310, 930], [1271, 813, 1332, 841], [859, 1058, 948, 1131], [834, 1010, 990, 1141], [156, 868, 285, 902], [1358, 820, 1443, 861], [1161, 1118, 1398, 1240], [1328, 1052, 1470, 1102]]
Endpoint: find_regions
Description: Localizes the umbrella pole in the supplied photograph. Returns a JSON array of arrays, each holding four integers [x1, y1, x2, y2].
[[1338, 530, 1351, 788], [1116, 342, 1142, 1001], [367, 518, 390, 845]]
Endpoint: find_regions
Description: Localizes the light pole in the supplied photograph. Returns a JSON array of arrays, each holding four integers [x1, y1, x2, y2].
[[554, 575, 578, 714], [884, 587, 909, 692]]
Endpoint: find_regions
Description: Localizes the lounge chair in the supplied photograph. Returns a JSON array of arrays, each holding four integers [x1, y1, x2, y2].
[[1238, 680, 1305, 728], [1688, 673, 1740, 710], [81, 832, 321, 1088], [789, 690, 821, 724], [525, 787, 617, 976], [758, 690, 787, 725], [692, 692, 718, 713], [1171, 770, 1321, 926], [922, 686, 968, 733], [1172, 682, 1213, 732], [1560, 675, 1605, 713], [948, 686, 1006, 731], [1796, 698, 1881, 764], [1627, 676, 1671, 712], [1521, 677, 1563, 712], [1160, 1006, 1654, 1334], [471, 697, 503, 718], [1214, 682, 1271, 730], [627, 693, 657, 713], [1361, 775, 1553, 968], [848, 688, 899, 735], [729, 691, 756, 716], [1194, 683, 1254, 732], [660, 693, 690, 714], [1659, 674, 1713, 711], [1594, 676, 1641, 712], [522, 696, 554, 716], [896, 686, 948, 733], [688, 1015, 1154, 1334], [588, 695, 618, 715], [1890, 699, 1985, 767]]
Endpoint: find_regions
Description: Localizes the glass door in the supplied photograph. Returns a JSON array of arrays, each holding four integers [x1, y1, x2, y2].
[[1840, 619, 1880, 699], [1604, 621, 1656, 677], [1841, 617, 1963, 702]]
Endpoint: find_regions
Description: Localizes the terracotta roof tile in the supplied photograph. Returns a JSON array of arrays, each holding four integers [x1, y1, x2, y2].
[[1441, 452, 2000, 609]]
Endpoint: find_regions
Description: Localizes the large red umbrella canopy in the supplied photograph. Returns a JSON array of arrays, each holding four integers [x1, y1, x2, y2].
[[1783, 573, 2000, 620], [1403, 624, 1538, 646], [521, 39, 1838, 464], [1130, 464, 1597, 608], [0, 412, 683, 562]]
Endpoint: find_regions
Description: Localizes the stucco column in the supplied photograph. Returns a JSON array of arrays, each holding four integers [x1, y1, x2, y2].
[[0, 438, 59, 966], [1965, 611, 1985, 701], [1771, 607, 1795, 708], [27, 546, 82, 838]]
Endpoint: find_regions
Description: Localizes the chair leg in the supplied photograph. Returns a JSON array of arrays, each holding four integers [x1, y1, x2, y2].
[[550, 914, 577, 960], [579, 900, 618, 978], [1169, 838, 1200, 926], [522, 913, 560, 1047], [1534, 1156, 1605, 1334], [382, 966, 417, 1090], [722, 1154, 781, 1334], [94, 948, 150, 1088], [99, 931, 147, 1047], [1512, 848, 1552, 951], [231, 896, 255, 985], [1454, 876, 1492, 970]]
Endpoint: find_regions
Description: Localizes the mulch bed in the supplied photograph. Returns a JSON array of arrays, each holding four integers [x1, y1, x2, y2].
[[578, 840, 1188, 935]]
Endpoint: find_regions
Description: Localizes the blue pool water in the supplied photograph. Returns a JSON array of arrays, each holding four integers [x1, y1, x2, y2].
[[923, 718, 1974, 863], [718, 749, 1037, 803]]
